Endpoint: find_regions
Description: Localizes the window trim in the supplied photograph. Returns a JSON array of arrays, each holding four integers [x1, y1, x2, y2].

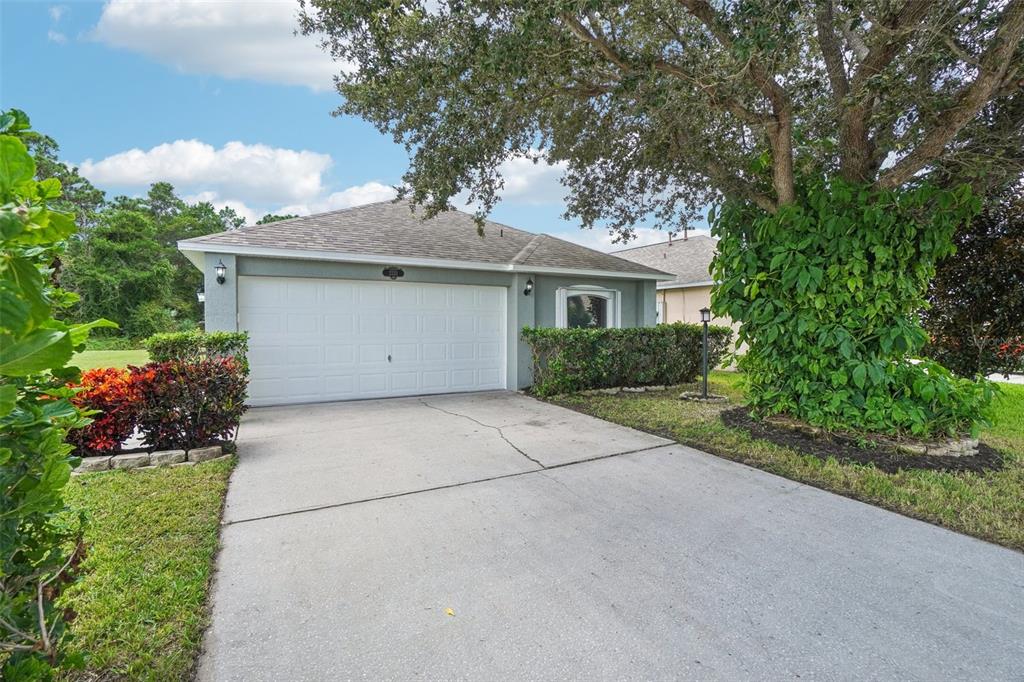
[[555, 285, 621, 329]]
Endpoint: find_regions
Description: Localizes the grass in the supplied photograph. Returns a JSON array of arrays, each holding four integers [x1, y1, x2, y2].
[[59, 458, 234, 680], [556, 371, 1024, 551], [72, 349, 149, 371]]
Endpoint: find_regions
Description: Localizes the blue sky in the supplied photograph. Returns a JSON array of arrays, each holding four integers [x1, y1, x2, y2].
[[1, 0, 696, 251]]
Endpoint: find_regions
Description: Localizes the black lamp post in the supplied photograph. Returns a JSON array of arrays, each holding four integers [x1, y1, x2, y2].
[[699, 307, 711, 399], [215, 259, 227, 285], [523, 278, 534, 296]]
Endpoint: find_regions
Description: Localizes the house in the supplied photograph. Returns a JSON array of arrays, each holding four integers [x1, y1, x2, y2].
[[178, 201, 671, 406], [612, 235, 733, 327]]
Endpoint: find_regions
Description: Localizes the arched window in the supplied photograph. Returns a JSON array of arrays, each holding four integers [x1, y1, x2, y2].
[[555, 286, 621, 328]]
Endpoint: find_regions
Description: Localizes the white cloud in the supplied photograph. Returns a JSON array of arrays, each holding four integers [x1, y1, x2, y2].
[[92, 0, 340, 91], [280, 182, 397, 216], [47, 30, 67, 44], [49, 5, 67, 22], [79, 139, 332, 205], [496, 154, 567, 204]]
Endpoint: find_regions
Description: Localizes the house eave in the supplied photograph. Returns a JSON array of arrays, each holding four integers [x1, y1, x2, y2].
[[177, 241, 673, 281], [657, 280, 715, 290]]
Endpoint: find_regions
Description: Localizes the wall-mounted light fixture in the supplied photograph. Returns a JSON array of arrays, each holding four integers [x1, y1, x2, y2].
[[523, 278, 534, 296], [215, 259, 227, 285], [196, 287, 206, 304], [382, 266, 405, 280]]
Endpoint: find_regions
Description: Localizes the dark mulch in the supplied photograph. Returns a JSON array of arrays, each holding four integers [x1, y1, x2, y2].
[[720, 407, 1005, 474]]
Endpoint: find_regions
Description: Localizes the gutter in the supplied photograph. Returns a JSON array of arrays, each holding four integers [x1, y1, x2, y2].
[[177, 240, 674, 281]]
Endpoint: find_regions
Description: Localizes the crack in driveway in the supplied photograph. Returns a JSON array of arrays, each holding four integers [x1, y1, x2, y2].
[[418, 399, 546, 469], [223, 442, 673, 527]]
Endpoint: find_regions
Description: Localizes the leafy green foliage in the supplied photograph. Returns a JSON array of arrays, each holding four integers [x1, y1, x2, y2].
[[0, 109, 113, 678], [924, 186, 1024, 377], [712, 177, 994, 438], [522, 323, 731, 397], [300, 2, 1024, 235], [61, 208, 176, 339], [144, 330, 248, 372], [256, 213, 298, 224]]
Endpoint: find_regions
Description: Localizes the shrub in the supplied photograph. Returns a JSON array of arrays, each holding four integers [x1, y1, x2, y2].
[[133, 358, 248, 451], [923, 186, 1024, 378], [66, 368, 139, 455], [713, 176, 993, 438], [1, 109, 113, 677], [145, 330, 249, 372], [522, 323, 732, 397]]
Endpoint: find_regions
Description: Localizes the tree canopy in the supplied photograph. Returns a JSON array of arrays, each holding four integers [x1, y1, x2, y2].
[[301, 0, 1024, 238]]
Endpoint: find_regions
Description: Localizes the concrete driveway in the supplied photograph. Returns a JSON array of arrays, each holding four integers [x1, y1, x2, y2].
[[199, 392, 1024, 681]]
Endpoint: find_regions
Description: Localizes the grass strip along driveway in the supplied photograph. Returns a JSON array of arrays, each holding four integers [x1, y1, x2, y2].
[[59, 458, 233, 680], [71, 349, 150, 371], [554, 372, 1024, 551]]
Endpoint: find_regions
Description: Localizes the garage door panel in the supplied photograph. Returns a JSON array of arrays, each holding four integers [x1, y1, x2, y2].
[[422, 315, 447, 335], [324, 314, 355, 335], [324, 344, 355, 364], [239, 276, 506, 406]]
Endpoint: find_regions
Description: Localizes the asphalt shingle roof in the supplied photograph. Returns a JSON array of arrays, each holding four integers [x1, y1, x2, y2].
[[611, 235, 718, 287], [179, 201, 668, 277]]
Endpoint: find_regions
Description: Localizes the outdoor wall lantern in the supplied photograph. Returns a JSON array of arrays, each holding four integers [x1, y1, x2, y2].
[[699, 307, 711, 398], [524, 278, 534, 296], [214, 259, 227, 285], [196, 287, 205, 304]]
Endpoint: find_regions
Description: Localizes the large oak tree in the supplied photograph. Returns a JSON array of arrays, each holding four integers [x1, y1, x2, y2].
[[300, 0, 1024, 237]]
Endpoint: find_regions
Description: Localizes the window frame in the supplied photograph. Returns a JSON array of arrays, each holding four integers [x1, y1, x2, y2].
[[555, 285, 622, 329]]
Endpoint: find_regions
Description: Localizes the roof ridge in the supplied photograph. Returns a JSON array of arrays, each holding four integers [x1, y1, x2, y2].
[[610, 234, 715, 253], [510, 234, 545, 264]]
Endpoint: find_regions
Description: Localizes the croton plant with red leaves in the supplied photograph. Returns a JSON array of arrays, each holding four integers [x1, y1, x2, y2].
[[66, 367, 141, 455], [132, 357, 248, 451]]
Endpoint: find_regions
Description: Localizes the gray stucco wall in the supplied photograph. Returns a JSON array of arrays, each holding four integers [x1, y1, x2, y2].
[[198, 253, 656, 390]]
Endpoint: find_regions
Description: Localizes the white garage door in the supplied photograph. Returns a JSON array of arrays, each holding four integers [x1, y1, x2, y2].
[[238, 276, 507, 406]]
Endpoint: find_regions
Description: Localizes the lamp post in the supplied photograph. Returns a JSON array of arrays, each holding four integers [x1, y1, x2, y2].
[[215, 259, 227, 285], [523, 278, 534, 296], [699, 307, 711, 399]]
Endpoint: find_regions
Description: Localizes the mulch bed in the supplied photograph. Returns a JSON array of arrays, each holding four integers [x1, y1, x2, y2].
[[720, 407, 1005, 474]]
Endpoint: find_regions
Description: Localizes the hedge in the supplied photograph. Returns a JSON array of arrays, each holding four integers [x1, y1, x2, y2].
[[522, 323, 732, 397], [145, 330, 249, 371]]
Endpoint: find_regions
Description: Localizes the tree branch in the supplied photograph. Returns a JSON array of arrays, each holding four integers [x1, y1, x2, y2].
[[814, 0, 850, 104], [878, 0, 1024, 189], [839, 1, 934, 183]]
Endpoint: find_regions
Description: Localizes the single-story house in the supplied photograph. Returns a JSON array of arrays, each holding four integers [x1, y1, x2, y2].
[[179, 201, 671, 406], [612, 235, 735, 329]]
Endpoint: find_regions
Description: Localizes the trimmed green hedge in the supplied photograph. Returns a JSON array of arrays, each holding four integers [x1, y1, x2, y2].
[[522, 323, 732, 397], [144, 330, 249, 371]]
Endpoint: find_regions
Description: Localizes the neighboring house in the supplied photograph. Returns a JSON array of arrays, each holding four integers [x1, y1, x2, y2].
[[613, 235, 733, 328], [178, 201, 671, 406]]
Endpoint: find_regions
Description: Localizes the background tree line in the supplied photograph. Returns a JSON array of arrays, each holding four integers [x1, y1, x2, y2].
[[26, 131, 294, 340]]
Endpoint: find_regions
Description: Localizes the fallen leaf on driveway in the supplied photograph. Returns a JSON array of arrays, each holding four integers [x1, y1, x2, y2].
[[445, 608, 455, 617]]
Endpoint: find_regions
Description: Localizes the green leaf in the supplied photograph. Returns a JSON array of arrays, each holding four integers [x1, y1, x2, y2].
[[0, 383, 16, 417], [852, 364, 866, 389], [68, 318, 118, 347], [0, 136, 35, 197], [0, 329, 73, 376]]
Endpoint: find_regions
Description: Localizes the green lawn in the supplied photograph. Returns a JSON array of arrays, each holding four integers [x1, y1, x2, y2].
[[556, 371, 1024, 551], [72, 349, 149, 371], [59, 459, 233, 680]]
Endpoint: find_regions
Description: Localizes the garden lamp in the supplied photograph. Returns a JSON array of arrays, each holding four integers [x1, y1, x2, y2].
[[699, 307, 711, 399], [524, 278, 534, 296], [215, 259, 227, 284], [196, 287, 205, 304]]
